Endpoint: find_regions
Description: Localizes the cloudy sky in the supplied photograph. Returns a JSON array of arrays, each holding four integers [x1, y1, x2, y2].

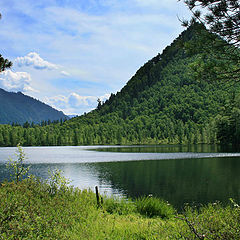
[[0, 0, 191, 115]]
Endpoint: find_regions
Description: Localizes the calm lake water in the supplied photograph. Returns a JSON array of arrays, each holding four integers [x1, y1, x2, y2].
[[0, 144, 240, 209]]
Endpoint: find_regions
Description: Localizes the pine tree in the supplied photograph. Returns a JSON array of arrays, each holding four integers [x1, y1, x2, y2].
[[180, 1, 240, 82], [0, 13, 12, 72]]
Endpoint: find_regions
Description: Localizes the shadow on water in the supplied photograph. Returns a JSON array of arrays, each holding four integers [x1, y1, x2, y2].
[[90, 157, 240, 210], [0, 163, 62, 183], [1, 144, 240, 210], [90, 144, 240, 154]]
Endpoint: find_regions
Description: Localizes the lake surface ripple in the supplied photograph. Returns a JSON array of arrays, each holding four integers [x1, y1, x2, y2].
[[0, 144, 239, 209]]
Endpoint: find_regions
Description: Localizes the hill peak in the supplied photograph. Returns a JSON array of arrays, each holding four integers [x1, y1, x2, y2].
[[0, 88, 68, 125]]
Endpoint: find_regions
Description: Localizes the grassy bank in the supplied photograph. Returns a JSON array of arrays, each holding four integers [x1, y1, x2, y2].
[[1, 176, 240, 239]]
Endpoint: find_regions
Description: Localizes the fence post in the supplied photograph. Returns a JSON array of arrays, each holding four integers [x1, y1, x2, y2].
[[95, 186, 100, 207]]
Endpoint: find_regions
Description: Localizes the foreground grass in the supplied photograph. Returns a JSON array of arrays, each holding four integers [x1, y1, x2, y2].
[[0, 178, 240, 239]]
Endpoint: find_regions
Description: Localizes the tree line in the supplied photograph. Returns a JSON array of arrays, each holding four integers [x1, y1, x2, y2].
[[0, 25, 237, 147], [0, 4, 239, 147]]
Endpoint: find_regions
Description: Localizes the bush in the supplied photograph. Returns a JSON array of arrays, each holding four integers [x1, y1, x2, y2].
[[178, 200, 240, 239], [135, 196, 176, 218], [6, 144, 30, 183], [0, 178, 96, 239], [47, 168, 71, 195]]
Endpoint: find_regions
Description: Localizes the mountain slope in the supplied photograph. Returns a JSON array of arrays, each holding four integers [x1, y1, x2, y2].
[[0, 24, 238, 146], [0, 88, 68, 125], [61, 23, 237, 145]]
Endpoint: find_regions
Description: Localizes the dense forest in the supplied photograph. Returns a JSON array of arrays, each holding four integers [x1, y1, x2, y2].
[[0, 23, 239, 147]]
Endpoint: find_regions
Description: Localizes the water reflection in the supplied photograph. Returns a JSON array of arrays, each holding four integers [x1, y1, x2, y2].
[[91, 144, 240, 153], [1, 145, 240, 209], [90, 157, 240, 209]]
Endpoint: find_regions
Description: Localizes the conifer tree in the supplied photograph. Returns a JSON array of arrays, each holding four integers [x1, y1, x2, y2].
[[0, 13, 12, 72], [180, 0, 240, 48], [180, 0, 240, 82]]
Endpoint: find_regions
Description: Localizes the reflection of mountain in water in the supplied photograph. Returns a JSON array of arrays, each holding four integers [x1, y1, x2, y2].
[[92, 157, 240, 210]]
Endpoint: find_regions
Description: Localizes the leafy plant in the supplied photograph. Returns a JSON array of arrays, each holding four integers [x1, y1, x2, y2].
[[6, 144, 30, 183], [178, 200, 240, 239], [47, 168, 71, 195]]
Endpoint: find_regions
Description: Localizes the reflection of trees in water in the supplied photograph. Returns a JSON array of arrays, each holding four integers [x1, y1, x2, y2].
[[0, 164, 10, 182], [1, 156, 240, 210], [93, 157, 240, 209], [0, 163, 64, 183], [94, 144, 224, 153]]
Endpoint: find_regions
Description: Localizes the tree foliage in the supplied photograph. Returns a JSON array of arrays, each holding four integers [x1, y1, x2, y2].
[[6, 144, 30, 183], [180, 0, 240, 47], [0, 55, 12, 72], [180, 0, 240, 82], [0, 14, 12, 72], [0, 24, 238, 146], [180, 1, 240, 145]]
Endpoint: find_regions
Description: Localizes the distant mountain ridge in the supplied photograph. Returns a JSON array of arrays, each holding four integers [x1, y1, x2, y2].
[[0, 88, 68, 124]]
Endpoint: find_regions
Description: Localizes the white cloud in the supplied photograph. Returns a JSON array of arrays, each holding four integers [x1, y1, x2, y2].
[[133, 0, 183, 9], [45, 92, 111, 115], [0, 0, 191, 115], [0, 69, 36, 92], [60, 71, 71, 76], [15, 52, 58, 70]]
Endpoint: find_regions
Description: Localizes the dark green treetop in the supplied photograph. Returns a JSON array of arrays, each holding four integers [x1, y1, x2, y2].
[[0, 13, 12, 71], [0, 55, 12, 72], [180, 0, 240, 47], [179, 0, 240, 82]]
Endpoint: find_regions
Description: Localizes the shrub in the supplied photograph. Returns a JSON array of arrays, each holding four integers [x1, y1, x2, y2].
[[135, 196, 176, 218], [6, 144, 30, 183], [47, 168, 71, 195], [179, 200, 240, 239]]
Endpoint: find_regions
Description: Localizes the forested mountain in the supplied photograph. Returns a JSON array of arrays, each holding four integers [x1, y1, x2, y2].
[[0, 88, 68, 125], [0, 23, 239, 146]]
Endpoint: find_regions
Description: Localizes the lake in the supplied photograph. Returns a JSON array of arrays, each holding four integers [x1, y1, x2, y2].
[[1, 144, 240, 210]]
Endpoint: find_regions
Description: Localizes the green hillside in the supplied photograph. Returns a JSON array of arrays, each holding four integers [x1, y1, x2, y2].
[[0, 88, 68, 125], [0, 24, 238, 146]]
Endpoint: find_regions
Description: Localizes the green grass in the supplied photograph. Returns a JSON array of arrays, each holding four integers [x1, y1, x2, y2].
[[135, 196, 176, 219], [102, 196, 137, 215], [0, 177, 240, 239]]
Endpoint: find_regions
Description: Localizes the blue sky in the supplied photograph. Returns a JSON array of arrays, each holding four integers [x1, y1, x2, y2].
[[0, 0, 191, 115]]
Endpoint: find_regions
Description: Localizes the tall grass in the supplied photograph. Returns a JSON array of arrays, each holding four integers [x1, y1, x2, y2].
[[1, 145, 240, 239], [1, 178, 240, 239], [135, 196, 176, 218], [0, 177, 96, 239], [102, 196, 136, 215]]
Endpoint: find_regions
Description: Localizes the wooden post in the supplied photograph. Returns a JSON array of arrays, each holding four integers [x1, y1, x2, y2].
[[95, 186, 100, 207]]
